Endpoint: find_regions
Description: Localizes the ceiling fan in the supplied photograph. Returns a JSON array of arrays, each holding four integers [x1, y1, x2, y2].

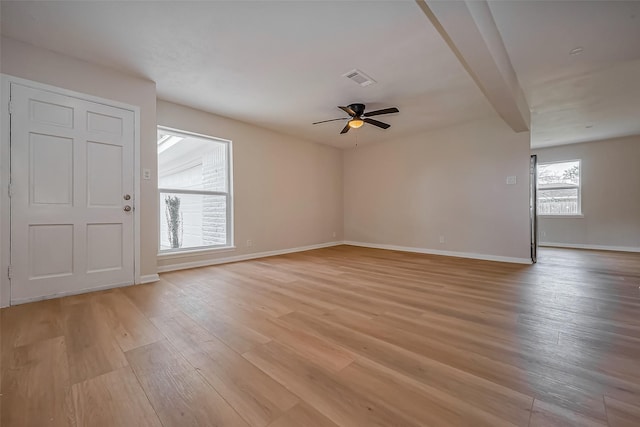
[[312, 103, 399, 134]]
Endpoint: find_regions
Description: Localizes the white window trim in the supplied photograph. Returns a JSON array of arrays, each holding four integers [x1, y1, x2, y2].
[[157, 245, 237, 261], [157, 126, 234, 255], [537, 159, 582, 217]]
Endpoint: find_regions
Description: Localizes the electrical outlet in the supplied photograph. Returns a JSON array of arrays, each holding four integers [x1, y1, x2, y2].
[[246, 239, 253, 247], [439, 236, 445, 244], [506, 175, 517, 185], [332, 231, 337, 238], [143, 169, 151, 180]]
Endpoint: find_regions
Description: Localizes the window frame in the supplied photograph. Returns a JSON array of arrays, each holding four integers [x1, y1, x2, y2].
[[156, 126, 234, 256], [537, 159, 583, 218]]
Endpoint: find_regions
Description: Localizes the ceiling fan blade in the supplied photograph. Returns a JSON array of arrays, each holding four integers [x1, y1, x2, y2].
[[338, 105, 356, 117], [340, 123, 351, 134], [312, 117, 349, 125], [364, 118, 391, 129], [363, 107, 399, 117]]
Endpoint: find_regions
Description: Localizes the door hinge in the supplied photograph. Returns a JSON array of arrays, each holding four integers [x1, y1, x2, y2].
[[8, 183, 13, 198], [8, 101, 14, 115], [7, 266, 12, 279]]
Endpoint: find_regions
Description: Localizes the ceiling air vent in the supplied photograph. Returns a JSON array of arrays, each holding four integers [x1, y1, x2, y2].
[[343, 69, 376, 87]]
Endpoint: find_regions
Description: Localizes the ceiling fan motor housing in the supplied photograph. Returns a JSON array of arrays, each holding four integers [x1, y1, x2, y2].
[[349, 103, 366, 117]]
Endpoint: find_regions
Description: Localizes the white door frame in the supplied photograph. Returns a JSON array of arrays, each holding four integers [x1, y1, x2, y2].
[[0, 74, 142, 307]]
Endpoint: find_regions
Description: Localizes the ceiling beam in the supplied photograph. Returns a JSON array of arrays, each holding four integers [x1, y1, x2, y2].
[[416, 0, 530, 132]]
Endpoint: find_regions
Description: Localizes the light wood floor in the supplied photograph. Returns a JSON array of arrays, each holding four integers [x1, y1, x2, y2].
[[2, 245, 640, 426]]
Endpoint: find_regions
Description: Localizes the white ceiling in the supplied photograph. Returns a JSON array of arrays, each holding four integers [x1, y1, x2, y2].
[[0, 0, 494, 148], [488, 0, 640, 148], [2, 1, 639, 149]]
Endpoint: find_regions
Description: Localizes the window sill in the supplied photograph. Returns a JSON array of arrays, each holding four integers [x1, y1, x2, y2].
[[158, 246, 236, 260], [538, 214, 584, 219]]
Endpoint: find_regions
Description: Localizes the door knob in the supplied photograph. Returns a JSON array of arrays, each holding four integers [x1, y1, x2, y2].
[[124, 205, 132, 212], [124, 194, 131, 200]]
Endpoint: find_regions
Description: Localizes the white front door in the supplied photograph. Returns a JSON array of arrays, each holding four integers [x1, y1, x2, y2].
[[10, 83, 135, 303]]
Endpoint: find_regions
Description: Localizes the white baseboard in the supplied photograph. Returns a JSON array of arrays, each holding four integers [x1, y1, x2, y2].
[[539, 242, 640, 253], [157, 239, 533, 274], [139, 274, 160, 284], [10, 280, 134, 306], [343, 241, 532, 264], [157, 241, 343, 273]]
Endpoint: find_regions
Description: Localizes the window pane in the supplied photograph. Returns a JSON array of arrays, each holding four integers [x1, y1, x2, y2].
[[160, 192, 227, 250], [538, 188, 579, 215], [158, 130, 227, 192], [537, 160, 581, 215], [537, 160, 579, 189]]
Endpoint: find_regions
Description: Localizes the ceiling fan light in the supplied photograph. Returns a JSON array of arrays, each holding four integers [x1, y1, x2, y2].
[[348, 118, 364, 129]]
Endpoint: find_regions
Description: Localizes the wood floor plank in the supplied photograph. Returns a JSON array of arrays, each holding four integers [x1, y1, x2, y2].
[[222, 276, 333, 317], [93, 291, 163, 352], [203, 301, 355, 372], [267, 402, 339, 427], [71, 367, 161, 427], [279, 309, 535, 425], [605, 396, 640, 427], [61, 299, 129, 384], [182, 337, 299, 427], [528, 399, 608, 427], [180, 299, 272, 353], [119, 278, 185, 318], [247, 278, 340, 314], [1, 336, 75, 427], [358, 310, 616, 418], [339, 359, 519, 427], [244, 340, 423, 427], [280, 276, 426, 318], [559, 330, 640, 364], [266, 316, 355, 372], [1, 298, 63, 349], [150, 310, 216, 350], [125, 340, 250, 427]]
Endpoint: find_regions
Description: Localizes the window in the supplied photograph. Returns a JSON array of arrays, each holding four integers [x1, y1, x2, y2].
[[537, 160, 581, 216], [158, 127, 232, 253]]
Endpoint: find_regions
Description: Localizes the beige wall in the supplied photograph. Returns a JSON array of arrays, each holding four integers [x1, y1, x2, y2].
[[1, 37, 159, 277], [343, 116, 532, 262], [156, 100, 343, 270], [533, 136, 640, 250]]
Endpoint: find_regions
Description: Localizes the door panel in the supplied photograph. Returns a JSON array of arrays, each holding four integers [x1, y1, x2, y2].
[[10, 83, 135, 303], [29, 99, 74, 128], [87, 111, 124, 135], [30, 133, 74, 205], [86, 223, 123, 273], [87, 141, 123, 207], [28, 224, 74, 279]]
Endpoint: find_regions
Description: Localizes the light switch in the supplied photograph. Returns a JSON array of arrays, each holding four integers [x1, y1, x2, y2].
[[506, 175, 517, 185], [143, 169, 151, 180]]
